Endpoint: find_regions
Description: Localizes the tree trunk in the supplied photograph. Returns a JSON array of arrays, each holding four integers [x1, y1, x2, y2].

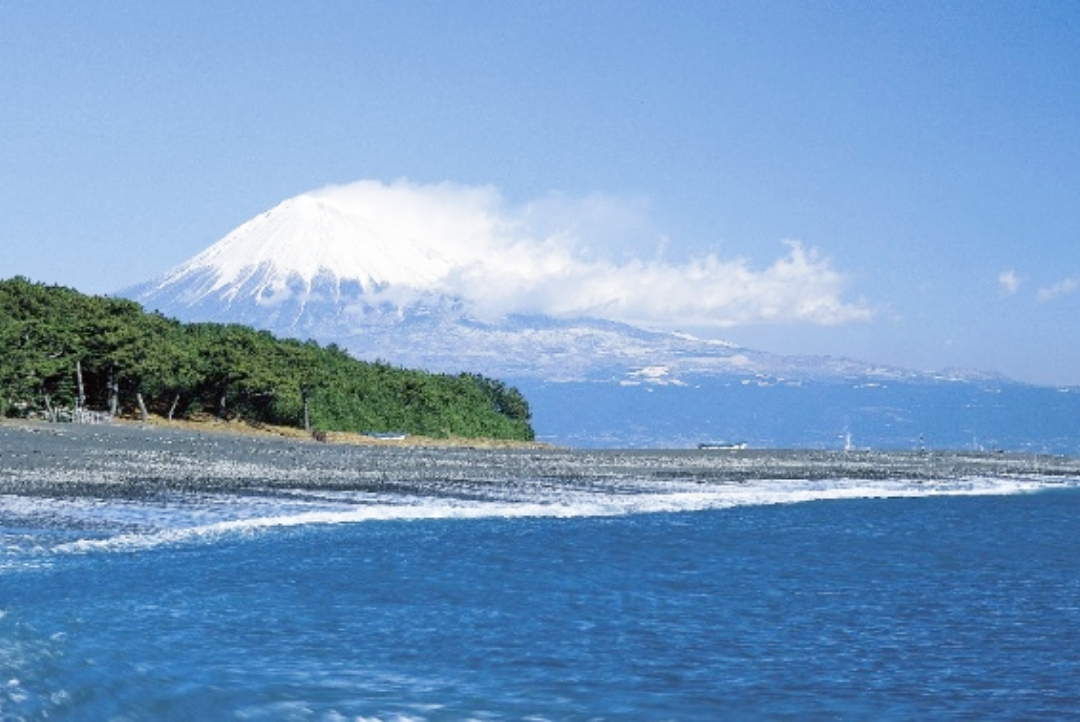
[[136, 393, 149, 422], [43, 394, 54, 422], [168, 394, 180, 421], [303, 393, 311, 433], [108, 367, 119, 418], [75, 359, 86, 411]]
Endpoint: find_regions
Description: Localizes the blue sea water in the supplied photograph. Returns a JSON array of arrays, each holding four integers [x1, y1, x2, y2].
[[516, 377, 1080, 452], [3, 449, 1080, 719]]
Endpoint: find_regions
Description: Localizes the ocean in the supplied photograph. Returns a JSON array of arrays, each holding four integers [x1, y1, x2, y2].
[[2, 423, 1080, 720]]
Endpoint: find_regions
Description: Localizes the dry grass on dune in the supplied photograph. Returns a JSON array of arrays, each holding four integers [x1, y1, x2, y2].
[[117, 414, 552, 450]]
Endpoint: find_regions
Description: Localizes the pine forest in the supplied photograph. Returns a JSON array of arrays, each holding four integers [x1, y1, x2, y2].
[[0, 277, 534, 441]]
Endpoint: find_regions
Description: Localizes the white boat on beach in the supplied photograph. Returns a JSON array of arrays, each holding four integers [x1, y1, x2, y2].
[[361, 432, 410, 441], [697, 441, 748, 450]]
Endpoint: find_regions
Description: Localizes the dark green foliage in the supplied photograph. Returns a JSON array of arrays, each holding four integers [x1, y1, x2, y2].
[[0, 277, 534, 441]]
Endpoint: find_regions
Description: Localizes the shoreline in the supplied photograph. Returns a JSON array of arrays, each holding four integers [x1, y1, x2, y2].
[[3, 415, 1080, 500]]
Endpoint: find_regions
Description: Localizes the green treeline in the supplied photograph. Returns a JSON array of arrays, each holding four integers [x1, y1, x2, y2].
[[0, 277, 534, 441]]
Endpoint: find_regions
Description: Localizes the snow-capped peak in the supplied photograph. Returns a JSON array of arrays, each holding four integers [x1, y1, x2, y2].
[[151, 192, 473, 305]]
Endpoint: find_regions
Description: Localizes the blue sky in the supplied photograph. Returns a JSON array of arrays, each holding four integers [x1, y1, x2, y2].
[[2, 1, 1079, 385]]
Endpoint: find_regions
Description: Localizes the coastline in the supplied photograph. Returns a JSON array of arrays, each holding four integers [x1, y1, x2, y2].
[[4, 415, 1080, 501]]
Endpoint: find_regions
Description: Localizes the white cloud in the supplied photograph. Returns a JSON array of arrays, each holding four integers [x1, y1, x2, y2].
[[998, 270, 1022, 295], [450, 238, 871, 327], [309, 179, 872, 328], [1037, 277, 1078, 302]]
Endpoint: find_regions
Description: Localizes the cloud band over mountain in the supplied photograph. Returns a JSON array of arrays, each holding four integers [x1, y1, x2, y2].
[[306, 180, 871, 328]]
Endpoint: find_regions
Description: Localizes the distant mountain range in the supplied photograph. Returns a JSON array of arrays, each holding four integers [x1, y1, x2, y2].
[[121, 188, 1079, 452]]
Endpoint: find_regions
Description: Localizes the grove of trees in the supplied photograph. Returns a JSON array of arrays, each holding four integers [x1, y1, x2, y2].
[[0, 277, 534, 441]]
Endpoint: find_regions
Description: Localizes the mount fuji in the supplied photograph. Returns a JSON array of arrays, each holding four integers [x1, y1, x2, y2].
[[123, 187, 909, 383], [121, 187, 1080, 452]]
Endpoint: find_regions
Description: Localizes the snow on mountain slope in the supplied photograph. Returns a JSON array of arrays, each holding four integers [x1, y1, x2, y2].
[[134, 192, 465, 307]]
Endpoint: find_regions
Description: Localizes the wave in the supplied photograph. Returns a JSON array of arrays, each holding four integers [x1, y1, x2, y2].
[[3, 474, 1076, 561]]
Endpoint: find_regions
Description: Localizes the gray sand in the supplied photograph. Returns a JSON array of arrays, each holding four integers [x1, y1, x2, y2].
[[3, 420, 1079, 500]]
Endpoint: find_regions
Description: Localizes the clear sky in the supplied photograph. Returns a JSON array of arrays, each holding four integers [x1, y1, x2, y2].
[[2, 1, 1079, 385]]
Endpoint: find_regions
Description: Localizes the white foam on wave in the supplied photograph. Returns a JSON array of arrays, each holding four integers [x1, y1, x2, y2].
[[15, 475, 1073, 557]]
